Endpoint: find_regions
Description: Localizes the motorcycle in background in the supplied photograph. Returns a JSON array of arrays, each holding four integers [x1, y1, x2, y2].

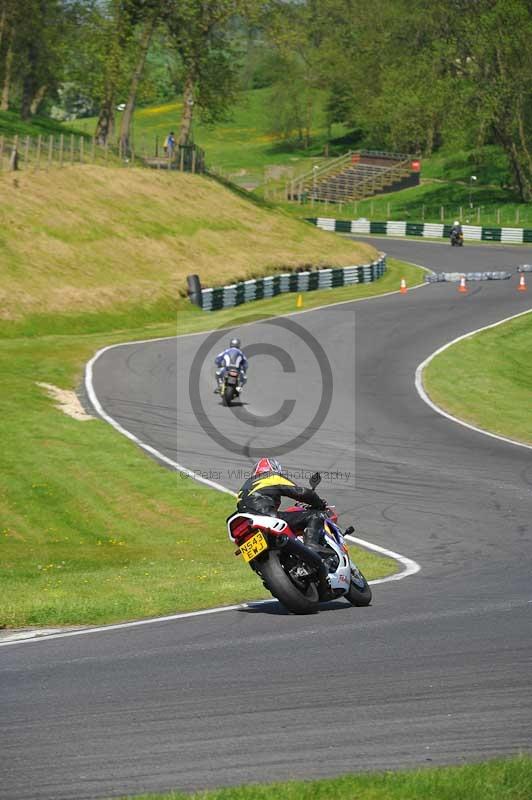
[[219, 365, 242, 406], [450, 229, 464, 246], [227, 472, 372, 614]]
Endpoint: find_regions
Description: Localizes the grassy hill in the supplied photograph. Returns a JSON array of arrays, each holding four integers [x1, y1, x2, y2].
[[0, 109, 85, 138], [3, 92, 529, 225], [71, 88, 347, 187], [0, 164, 377, 335]]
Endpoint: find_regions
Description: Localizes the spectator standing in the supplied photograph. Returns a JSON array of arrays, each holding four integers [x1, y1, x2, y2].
[[164, 131, 176, 157]]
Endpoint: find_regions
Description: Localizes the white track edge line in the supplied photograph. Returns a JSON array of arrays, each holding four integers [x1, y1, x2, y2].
[[345, 534, 420, 583], [85, 346, 236, 496], [0, 536, 419, 647], [415, 307, 532, 450]]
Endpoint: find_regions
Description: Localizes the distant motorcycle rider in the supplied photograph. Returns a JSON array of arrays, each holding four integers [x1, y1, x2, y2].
[[214, 337, 248, 394], [450, 220, 463, 243], [237, 458, 328, 549]]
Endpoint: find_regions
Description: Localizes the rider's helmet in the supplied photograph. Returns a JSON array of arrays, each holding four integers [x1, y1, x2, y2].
[[252, 457, 282, 476], [454, 220, 460, 226], [230, 337, 241, 348]]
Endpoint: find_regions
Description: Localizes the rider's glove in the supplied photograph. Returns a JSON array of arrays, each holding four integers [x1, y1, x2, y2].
[[316, 497, 328, 511]]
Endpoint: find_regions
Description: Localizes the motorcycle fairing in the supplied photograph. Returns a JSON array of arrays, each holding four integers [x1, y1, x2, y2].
[[322, 520, 352, 591], [227, 512, 288, 542]]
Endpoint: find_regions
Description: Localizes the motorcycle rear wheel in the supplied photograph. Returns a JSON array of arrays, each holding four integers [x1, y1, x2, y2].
[[259, 551, 319, 614], [223, 386, 235, 406], [345, 567, 372, 606]]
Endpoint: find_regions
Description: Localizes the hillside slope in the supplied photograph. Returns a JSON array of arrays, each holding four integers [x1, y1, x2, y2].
[[0, 166, 376, 323]]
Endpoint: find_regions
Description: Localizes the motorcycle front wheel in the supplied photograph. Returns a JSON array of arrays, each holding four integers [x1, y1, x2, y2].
[[259, 551, 319, 614], [345, 566, 372, 606]]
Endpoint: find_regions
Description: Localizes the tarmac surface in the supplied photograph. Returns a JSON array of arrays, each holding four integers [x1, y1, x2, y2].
[[1, 239, 531, 799]]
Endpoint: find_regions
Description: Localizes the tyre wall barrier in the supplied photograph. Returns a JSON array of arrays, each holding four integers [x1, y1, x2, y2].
[[425, 271, 512, 283], [192, 256, 386, 311], [308, 217, 532, 244], [187, 274, 203, 307]]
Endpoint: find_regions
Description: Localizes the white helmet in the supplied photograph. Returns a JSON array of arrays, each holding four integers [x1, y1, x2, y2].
[[454, 220, 460, 226]]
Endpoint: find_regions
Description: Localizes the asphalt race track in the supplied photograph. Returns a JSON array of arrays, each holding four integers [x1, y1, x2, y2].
[[1, 240, 531, 800]]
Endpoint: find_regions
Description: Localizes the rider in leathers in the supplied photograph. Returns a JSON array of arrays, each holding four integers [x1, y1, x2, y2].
[[237, 458, 328, 549]]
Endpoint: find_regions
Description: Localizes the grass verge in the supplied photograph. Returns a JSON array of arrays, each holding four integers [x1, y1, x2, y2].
[[423, 311, 532, 446], [1, 258, 422, 628], [122, 755, 532, 800]]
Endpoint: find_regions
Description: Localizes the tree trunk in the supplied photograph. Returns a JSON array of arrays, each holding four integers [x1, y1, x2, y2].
[[95, 92, 115, 146], [1, 23, 14, 112], [119, 13, 157, 155], [20, 35, 39, 120], [178, 71, 195, 146], [30, 84, 48, 116], [0, 3, 7, 51], [495, 124, 531, 202]]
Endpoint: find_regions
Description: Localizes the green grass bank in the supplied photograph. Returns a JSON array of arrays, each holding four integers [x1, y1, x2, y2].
[[122, 755, 532, 800], [423, 311, 532, 446]]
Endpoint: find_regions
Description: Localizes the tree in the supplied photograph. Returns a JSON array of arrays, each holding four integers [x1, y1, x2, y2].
[[94, 0, 132, 145], [118, 0, 164, 154], [0, 0, 16, 111], [460, 0, 532, 200], [165, 0, 243, 146]]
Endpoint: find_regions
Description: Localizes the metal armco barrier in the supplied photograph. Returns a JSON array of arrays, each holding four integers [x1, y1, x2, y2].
[[194, 256, 386, 311], [308, 218, 532, 244]]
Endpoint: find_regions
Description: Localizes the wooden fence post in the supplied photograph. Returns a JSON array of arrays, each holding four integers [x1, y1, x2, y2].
[[48, 135, 53, 168], [36, 135, 42, 170], [70, 134, 74, 165], [10, 135, 19, 170], [179, 147, 184, 171], [59, 134, 64, 166], [191, 147, 196, 173], [24, 135, 30, 167], [91, 136, 96, 163], [80, 137, 84, 164]]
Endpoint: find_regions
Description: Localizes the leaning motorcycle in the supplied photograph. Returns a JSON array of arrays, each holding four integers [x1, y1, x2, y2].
[[227, 472, 372, 614], [450, 230, 464, 246], [220, 365, 242, 406]]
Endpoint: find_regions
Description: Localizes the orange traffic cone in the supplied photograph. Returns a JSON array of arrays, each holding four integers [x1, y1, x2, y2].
[[458, 275, 468, 293], [400, 278, 407, 294], [518, 273, 527, 292]]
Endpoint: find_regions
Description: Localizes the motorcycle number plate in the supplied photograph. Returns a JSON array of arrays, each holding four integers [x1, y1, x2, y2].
[[239, 531, 268, 562]]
